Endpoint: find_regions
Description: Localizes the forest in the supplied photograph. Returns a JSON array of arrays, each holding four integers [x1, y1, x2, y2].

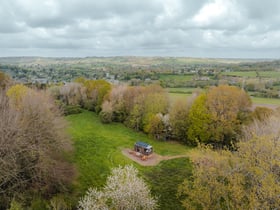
[[1, 57, 280, 209]]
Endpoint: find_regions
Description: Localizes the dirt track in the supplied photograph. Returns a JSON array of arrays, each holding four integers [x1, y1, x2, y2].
[[122, 148, 188, 166]]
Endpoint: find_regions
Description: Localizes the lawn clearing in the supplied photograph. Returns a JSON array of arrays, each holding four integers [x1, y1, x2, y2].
[[66, 111, 192, 209]]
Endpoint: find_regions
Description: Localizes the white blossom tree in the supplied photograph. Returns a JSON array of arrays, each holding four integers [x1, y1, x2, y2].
[[78, 165, 157, 210]]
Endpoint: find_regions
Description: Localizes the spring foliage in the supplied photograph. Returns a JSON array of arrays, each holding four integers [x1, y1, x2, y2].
[[0, 85, 74, 208], [179, 115, 280, 209], [78, 165, 157, 210]]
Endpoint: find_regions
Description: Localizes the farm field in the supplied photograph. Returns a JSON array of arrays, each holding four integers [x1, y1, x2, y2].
[[251, 96, 280, 106], [222, 70, 280, 78], [167, 88, 280, 107], [159, 74, 194, 81], [66, 111, 192, 209]]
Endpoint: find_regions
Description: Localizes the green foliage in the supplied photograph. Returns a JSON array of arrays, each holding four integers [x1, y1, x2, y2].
[[30, 198, 48, 210], [66, 111, 191, 208], [179, 129, 280, 210], [8, 200, 23, 210], [142, 90, 169, 133], [49, 195, 70, 210], [82, 79, 112, 112], [65, 105, 83, 115], [169, 100, 190, 142], [63, 105, 83, 115], [187, 93, 212, 145], [187, 85, 252, 147], [6, 84, 29, 107]]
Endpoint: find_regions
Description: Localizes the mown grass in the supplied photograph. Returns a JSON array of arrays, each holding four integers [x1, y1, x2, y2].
[[66, 111, 192, 209]]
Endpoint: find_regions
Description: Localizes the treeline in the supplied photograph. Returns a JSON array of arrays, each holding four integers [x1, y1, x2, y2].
[[49, 76, 280, 209], [0, 72, 158, 209], [2, 70, 280, 209], [179, 113, 280, 209], [50, 76, 269, 149], [0, 72, 75, 209]]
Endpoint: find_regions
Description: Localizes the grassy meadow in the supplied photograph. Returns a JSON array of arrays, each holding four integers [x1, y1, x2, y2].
[[167, 88, 280, 107], [66, 111, 192, 209], [159, 74, 194, 81], [221, 70, 280, 78]]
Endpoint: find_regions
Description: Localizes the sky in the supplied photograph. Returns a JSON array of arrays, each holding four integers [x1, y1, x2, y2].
[[0, 0, 280, 58]]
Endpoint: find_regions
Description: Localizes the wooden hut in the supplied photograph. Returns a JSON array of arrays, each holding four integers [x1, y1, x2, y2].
[[134, 141, 153, 155]]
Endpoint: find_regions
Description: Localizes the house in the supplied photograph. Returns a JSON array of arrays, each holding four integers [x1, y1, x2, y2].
[[134, 141, 153, 155]]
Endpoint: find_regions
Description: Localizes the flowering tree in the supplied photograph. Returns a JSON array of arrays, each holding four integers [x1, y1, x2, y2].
[[78, 165, 157, 210]]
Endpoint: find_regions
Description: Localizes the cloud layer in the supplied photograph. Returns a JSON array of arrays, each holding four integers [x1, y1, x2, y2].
[[0, 0, 279, 58]]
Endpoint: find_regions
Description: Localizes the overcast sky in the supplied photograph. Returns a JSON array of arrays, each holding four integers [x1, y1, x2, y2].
[[0, 0, 279, 58]]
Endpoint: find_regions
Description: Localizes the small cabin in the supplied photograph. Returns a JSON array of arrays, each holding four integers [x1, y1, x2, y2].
[[134, 141, 153, 155]]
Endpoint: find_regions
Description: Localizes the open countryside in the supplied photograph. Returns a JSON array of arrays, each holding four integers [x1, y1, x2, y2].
[[1, 56, 280, 209]]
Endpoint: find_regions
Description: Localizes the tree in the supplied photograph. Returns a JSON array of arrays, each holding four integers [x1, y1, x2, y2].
[[58, 82, 86, 106], [250, 106, 274, 121], [179, 115, 280, 210], [0, 71, 12, 90], [78, 165, 157, 210], [187, 93, 212, 145], [0, 89, 74, 208], [169, 93, 197, 143], [205, 85, 252, 146], [99, 100, 113, 123], [103, 85, 129, 122], [6, 84, 28, 108], [142, 85, 169, 133], [147, 113, 167, 140], [80, 79, 112, 112], [187, 85, 252, 147]]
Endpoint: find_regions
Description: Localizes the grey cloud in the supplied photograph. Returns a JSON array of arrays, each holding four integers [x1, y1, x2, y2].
[[0, 0, 279, 58]]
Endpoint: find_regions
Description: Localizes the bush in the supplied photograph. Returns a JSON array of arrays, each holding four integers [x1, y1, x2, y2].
[[64, 105, 83, 115]]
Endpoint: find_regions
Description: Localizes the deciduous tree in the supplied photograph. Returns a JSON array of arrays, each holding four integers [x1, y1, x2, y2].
[[179, 115, 280, 210], [78, 165, 157, 210], [0, 89, 74, 208]]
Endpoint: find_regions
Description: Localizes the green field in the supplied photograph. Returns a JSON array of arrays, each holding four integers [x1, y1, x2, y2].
[[251, 96, 280, 106], [168, 92, 280, 107], [221, 71, 257, 77], [222, 70, 280, 78], [167, 88, 198, 104], [159, 74, 194, 81], [66, 111, 191, 209], [168, 92, 192, 103], [167, 87, 198, 94]]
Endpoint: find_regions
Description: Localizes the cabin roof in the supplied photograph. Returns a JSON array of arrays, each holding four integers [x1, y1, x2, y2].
[[135, 141, 152, 149]]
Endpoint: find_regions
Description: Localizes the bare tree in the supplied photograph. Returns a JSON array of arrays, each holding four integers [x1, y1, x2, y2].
[[0, 88, 74, 208]]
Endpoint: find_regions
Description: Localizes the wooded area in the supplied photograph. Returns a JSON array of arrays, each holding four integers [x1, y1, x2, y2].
[[1, 57, 280, 209]]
